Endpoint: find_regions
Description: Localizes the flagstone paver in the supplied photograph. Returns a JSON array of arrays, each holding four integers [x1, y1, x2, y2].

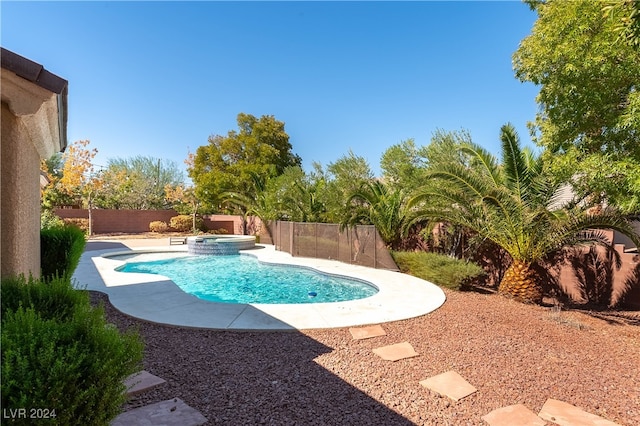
[[538, 399, 621, 426], [419, 370, 477, 402], [349, 324, 387, 340], [124, 370, 166, 398], [111, 398, 207, 426], [482, 404, 547, 426], [372, 342, 419, 361]]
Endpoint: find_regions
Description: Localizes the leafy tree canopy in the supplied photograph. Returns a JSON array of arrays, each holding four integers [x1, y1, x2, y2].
[[380, 139, 426, 192], [267, 166, 328, 223], [513, 0, 640, 213], [602, 0, 640, 48], [514, 0, 640, 154], [41, 153, 74, 210], [188, 113, 301, 212], [324, 151, 374, 223], [58, 140, 100, 200], [95, 156, 184, 210]]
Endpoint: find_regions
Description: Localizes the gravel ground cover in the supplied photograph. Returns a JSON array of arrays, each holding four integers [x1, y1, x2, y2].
[[91, 289, 639, 426]]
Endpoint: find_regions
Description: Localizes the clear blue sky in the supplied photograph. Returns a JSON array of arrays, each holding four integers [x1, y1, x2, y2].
[[2, 1, 539, 178]]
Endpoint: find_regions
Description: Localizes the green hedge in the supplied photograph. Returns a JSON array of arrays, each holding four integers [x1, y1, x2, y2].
[[40, 225, 86, 281], [392, 251, 485, 290], [1, 276, 144, 425]]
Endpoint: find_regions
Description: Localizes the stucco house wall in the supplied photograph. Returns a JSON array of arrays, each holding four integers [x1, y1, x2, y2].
[[1, 48, 68, 279]]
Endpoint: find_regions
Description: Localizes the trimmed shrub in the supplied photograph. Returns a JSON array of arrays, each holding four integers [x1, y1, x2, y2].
[[391, 251, 485, 290], [41, 225, 86, 281], [1, 275, 87, 321], [149, 220, 169, 233], [1, 275, 144, 426], [41, 210, 65, 230], [1, 308, 143, 425], [62, 218, 89, 233], [169, 215, 204, 232]]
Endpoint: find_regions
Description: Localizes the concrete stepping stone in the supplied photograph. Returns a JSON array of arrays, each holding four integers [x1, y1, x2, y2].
[[111, 398, 207, 426], [124, 370, 166, 397], [372, 342, 419, 361], [538, 398, 621, 426], [482, 404, 546, 426], [419, 370, 477, 401], [349, 324, 386, 340]]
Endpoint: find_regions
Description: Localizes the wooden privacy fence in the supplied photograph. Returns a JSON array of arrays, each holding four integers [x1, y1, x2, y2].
[[266, 221, 399, 271]]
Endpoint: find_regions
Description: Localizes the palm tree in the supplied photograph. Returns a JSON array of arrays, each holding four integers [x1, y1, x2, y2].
[[221, 172, 277, 236], [409, 123, 639, 304], [280, 179, 327, 223], [343, 180, 410, 249]]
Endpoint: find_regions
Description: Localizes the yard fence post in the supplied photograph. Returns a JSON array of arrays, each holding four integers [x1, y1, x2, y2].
[[374, 226, 377, 269], [290, 221, 294, 256]]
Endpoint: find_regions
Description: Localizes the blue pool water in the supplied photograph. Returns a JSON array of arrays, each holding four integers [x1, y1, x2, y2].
[[117, 255, 378, 304]]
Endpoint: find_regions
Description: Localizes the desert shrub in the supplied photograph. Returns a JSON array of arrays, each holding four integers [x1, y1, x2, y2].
[[1, 308, 143, 425], [40, 210, 65, 229], [212, 227, 229, 234], [1, 276, 143, 426], [169, 215, 204, 232], [62, 218, 89, 233], [41, 225, 86, 281], [1, 275, 86, 321], [391, 251, 485, 290], [149, 220, 169, 233]]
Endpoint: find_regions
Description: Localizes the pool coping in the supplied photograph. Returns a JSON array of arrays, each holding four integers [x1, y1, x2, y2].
[[73, 243, 446, 330]]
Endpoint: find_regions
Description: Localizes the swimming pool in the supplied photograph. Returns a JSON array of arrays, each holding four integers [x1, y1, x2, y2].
[[117, 254, 378, 304], [77, 243, 446, 329]]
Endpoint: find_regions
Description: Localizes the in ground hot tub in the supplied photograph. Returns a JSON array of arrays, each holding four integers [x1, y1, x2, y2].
[[186, 235, 256, 255]]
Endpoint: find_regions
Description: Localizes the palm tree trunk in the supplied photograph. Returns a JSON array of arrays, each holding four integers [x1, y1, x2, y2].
[[498, 260, 543, 304]]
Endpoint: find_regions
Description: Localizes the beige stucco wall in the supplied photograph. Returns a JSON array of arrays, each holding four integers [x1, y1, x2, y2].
[[1, 63, 66, 279], [1, 103, 43, 278]]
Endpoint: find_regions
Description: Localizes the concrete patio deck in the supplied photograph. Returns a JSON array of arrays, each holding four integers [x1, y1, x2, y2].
[[73, 239, 446, 330]]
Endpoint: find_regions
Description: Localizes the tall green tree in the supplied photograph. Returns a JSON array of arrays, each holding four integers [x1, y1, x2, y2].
[[409, 124, 639, 304], [513, 0, 640, 213], [380, 139, 427, 193], [323, 151, 374, 223], [40, 153, 74, 210], [95, 156, 184, 210], [58, 140, 103, 235], [188, 113, 301, 213], [603, 0, 640, 48], [394, 129, 476, 254]]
